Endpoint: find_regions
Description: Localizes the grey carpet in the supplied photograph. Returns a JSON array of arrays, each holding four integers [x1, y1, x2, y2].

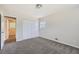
[[0, 37, 79, 54]]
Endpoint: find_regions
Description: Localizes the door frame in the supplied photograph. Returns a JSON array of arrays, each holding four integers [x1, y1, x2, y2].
[[0, 12, 5, 49]]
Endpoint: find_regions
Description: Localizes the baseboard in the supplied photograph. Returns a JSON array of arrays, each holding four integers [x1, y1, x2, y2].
[[16, 36, 40, 42], [39, 36, 79, 49]]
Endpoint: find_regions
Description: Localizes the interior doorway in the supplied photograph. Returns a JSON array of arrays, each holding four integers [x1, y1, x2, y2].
[[4, 16, 16, 44]]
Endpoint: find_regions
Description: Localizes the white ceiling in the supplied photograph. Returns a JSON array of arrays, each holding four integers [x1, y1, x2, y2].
[[0, 4, 78, 18]]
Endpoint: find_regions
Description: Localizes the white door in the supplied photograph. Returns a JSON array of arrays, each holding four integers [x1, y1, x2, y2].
[[23, 19, 39, 39], [0, 13, 5, 49]]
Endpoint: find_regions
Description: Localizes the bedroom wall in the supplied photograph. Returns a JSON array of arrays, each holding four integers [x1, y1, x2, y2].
[[16, 17, 39, 41], [40, 8, 79, 48], [23, 18, 39, 39], [16, 17, 23, 41]]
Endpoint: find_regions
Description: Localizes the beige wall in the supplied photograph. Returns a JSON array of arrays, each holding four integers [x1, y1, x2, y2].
[[16, 17, 39, 41], [40, 8, 79, 48]]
